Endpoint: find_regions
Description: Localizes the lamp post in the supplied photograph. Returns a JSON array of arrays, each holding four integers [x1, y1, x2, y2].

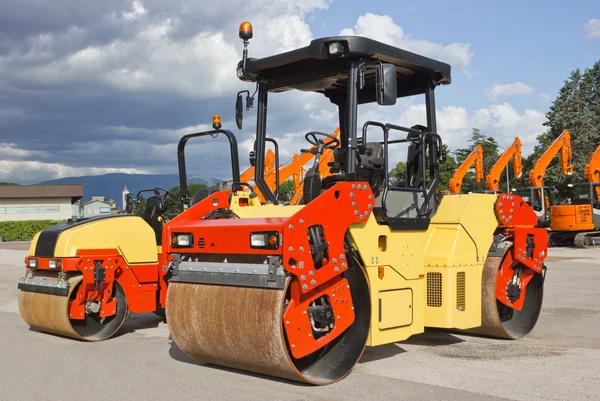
[[483, 140, 510, 193]]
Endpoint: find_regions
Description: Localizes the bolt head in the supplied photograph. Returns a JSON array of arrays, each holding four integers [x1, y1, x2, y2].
[[309, 270, 314, 276], [301, 275, 306, 281], [288, 224, 294, 230], [303, 284, 308, 290], [311, 279, 316, 286]]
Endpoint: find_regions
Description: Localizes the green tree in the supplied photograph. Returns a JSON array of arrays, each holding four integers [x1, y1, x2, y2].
[[538, 61, 600, 201], [0, 182, 18, 185], [278, 179, 295, 202], [167, 183, 207, 213]]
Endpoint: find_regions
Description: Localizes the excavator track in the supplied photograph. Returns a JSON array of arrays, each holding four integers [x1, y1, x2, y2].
[[574, 232, 600, 248], [166, 261, 370, 385], [18, 273, 128, 341], [461, 255, 544, 339]]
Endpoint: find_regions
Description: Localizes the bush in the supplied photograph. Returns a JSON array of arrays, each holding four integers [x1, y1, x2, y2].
[[0, 220, 66, 241]]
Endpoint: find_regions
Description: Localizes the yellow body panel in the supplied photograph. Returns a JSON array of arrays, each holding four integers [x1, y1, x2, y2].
[[424, 194, 499, 329], [350, 193, 500, 346], [229, 192, 303, 218], [50, 216, 158, 264], [29, 232, 41, 255]]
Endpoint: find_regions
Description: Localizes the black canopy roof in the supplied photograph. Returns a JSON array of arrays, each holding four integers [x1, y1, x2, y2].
[[238, 36, 451, 104]]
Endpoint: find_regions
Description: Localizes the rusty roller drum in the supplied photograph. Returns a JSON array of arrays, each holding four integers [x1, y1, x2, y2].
[[166, 263, 371, 385], [18, 272, 128, 341], [461, 255, 544, 340]]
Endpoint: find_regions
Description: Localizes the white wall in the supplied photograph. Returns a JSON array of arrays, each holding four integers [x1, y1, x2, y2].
[[0, 197, 73, 221]]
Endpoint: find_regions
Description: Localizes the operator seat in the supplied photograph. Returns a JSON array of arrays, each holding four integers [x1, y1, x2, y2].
[[321, 142, 384, 190]]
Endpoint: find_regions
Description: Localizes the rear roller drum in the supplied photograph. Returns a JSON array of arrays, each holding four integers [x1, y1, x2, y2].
[[18, 274, 128, 341], [463, 255, 544, 339], [166, 259, 371, 385]]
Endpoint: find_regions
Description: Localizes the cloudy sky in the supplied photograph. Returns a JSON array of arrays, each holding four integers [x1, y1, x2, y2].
[[1, 0, 599, 183]]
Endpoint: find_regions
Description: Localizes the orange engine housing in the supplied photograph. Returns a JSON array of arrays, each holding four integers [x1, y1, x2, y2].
[[550, 204, 595, 231]]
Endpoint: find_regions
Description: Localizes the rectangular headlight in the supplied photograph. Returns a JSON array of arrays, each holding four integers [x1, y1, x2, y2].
[[250, 233, 267, 247], [28, 258, 38, 268], [48, 259, 62, 269], [250, 232, 279, 249], [171, 233, 193, 248]]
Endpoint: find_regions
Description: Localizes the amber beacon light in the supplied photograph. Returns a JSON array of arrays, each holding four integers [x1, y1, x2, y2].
[[239, 22, 253, 41]]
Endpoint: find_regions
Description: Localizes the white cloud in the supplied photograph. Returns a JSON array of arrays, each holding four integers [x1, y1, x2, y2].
[[1, 1, 329, 99], [0, 160, 148, 183], [122, 0, 147, 21], [340, 13, 473, 68], [584, 18, 600, 39], [485, 82, 534, 100], [405, 6, 416, 11]]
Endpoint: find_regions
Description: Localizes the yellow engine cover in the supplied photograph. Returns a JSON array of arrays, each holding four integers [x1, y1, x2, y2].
[[29, 216, 158, 265], [350, 193, 499, 347]]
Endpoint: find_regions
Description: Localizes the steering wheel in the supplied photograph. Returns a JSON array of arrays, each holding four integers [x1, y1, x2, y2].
[[305, 131, 340, 149], [152, 187, 178, 202]]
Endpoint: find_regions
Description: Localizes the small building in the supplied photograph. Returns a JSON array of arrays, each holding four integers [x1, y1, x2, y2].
[[0, 185, 83, 222], [72, 196, 118, 218]]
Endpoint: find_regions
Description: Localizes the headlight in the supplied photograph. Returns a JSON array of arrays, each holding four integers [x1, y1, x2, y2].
[[49, 259, 62, 269], [250, 232, 279, 249], [236, 66, 244, 78], [28, 258, 38, 268], [328, 42, 344, 56], [171, 233, 194, 248]]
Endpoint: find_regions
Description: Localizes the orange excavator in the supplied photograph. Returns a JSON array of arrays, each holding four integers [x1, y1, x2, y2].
[[240, 148, 276, 182], [515, 129, 574, 226], [548, 144, 600, 247], [485, 137, 523, 192], [448, 144, 483, 193]]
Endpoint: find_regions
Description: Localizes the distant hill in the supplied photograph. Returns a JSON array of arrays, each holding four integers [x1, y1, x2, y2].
[[38, 173, 222, 207]]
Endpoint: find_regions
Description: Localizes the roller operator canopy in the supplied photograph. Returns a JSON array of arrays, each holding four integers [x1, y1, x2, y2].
[[237, 36, 452, 104]]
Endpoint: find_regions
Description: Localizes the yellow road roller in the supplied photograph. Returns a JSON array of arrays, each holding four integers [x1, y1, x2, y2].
[[163, 23, 549, 385]]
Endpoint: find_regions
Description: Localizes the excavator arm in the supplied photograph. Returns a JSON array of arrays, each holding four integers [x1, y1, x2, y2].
[[240, 149, 275, 183], [289, 145, 337, 205], [448, 144, 484, 194], [529, 129, 574, 187], [584, 144, 600, 201], [486, 138, 523, 191]]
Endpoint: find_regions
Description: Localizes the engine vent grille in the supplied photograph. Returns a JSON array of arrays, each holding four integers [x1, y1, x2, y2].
[[427, 272, 442, 307], [456, 272, 466, 312], [198, 238, 206, 249]]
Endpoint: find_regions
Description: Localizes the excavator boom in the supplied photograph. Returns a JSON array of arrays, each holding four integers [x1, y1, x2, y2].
[[448, 144, 484, 194], [529, 129, 574, 187], [240, 149, 275, 183], [486, 138, 522, 191]]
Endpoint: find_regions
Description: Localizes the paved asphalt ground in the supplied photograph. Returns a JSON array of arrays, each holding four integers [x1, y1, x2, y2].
[[0, 241, 598, 400]]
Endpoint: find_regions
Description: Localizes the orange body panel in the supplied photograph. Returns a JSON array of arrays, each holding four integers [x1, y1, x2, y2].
[[550, 204, 594, 231], [26, 250, 165, 317]]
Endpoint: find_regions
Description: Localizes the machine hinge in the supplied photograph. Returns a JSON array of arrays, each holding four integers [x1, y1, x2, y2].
[[267, 256, 281, 282]]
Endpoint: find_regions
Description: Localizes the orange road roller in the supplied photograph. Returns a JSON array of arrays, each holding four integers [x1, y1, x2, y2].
[[162, 24, 549, 385]]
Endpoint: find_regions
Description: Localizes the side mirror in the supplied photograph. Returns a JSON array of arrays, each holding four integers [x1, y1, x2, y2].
[[376, 63, 397, 106], [236, 93, 244, 130]]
